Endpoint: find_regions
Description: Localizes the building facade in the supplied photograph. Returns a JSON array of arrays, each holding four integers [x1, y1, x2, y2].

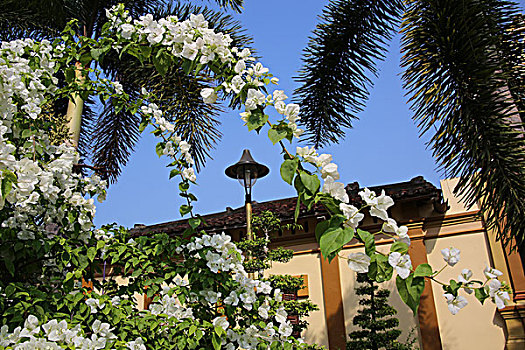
[[131, 176, 525, 350]]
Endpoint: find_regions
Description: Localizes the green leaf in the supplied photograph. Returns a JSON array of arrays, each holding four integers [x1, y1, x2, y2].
[[214, 326, 225, 337], [357, 229, 375, 256], [315, 220, 330, 241], [87, 247, 96, 262], [319, 215, 353, 261], [315, 193, 341, 215], [90, 48, 103, 61], [181, 59, 193, 75], [189, 217, 201, 229], [390, 241, 409, 254], [475, 287, 489, 305], [413, 263, 433, 278], [139, 46, 152, 59], [153, 50, 170, 76], [4, 258, 14, 276], [280, 159, 298, 185], [268, 128, 287, 144], [1, 169, 17, 198], [368, 254, 393, 282], [299, 171, 320, 195], [446, 279, 461, 296], [246, 109, 268, 131], [293, 196, 301, 223], [169, 169, 180, 179], [396, 275, 425, 314], [179, 205, 192, 216], [211, 334, 221, 350], [155, 142, 164, 157]]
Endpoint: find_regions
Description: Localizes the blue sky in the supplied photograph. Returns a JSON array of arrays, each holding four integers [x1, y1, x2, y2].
[[94, 0, 525, 228]]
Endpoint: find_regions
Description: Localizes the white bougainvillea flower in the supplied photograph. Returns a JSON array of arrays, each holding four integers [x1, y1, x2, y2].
[[85, 298, 103, 314], [223, 291, 239, 306], [278, 322, 293, 337], [359, 188, 377, 206], [252, 62, 269, 77], [296, 146, 317, 163], [272, 90, 287, 102], [274, 307, 288, 325], [314, 153, 332, 168], [181, 41, 198, 61], [444, 294, 468, 315], [487, 278, 502, 297], [458, 269, 473, 283], [288, 122, 303, 138], [182, 168, 196, 182], [284, 103, 300, 123], [322, 176, 349, 203], [113, 81, 124, 95], [458, 269, 474, 293], [127, 337, 146, 350], [321, 162, 339, 180], [388, 252, 412, 279], [273, 100, 285, 114], [493, 290, 510, 309], [441, 247, 461, 267], [484, 265, 503, 279], [339, 203, 364, 229], [200, 88, 217, 104], [369, 190, 393, 221], [230, 75, 245, 94], [347, 252, 371, 273], [212, 316, 229, 330], [245, 88, 266, 111], [382, 218, 410, 246], [485, 278, 510, 309], [258, 303, 270, 319], [234, 59, 245, 74]]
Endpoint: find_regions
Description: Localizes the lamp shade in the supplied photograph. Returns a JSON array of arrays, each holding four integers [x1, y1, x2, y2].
[[225, 149, 269, 188]]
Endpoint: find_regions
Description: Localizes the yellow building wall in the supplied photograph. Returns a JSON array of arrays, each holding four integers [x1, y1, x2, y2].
[[338, 245, 421, 347], [264, 250, 329, 348], [426, 233, 507, 349]]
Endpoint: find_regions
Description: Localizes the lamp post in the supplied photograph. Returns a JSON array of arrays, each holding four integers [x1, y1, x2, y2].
[[225, 149, 269, 240]]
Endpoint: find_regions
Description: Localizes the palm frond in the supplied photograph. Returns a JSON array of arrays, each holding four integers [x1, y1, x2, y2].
[[0, 0, 68, 41], [196, 0, 244, 13], [401, 0, 525, 250], [293, 0, 404, 148], [91, 91, 141, 181]]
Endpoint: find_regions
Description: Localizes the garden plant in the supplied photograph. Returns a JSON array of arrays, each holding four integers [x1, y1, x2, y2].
[[0, 3, 513, 349]]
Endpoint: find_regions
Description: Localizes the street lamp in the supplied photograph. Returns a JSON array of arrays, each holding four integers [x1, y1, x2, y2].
[[225, 149, 269, 240]]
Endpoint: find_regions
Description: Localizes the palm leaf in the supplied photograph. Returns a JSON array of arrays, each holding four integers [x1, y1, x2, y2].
[[401, 0, 525, 250], [0, 0, 68, 41], [294, 0, 404, 147]]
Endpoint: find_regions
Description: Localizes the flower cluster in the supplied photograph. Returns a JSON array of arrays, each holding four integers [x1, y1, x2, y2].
[[0, 39, 59, 121], [0, 315, 117, 349], [140, 102, 197, 183], [152, 232, 296, 348], [0, 38, 106, 246], [108, 3, 303, 139], [440, 250, 510, 314]]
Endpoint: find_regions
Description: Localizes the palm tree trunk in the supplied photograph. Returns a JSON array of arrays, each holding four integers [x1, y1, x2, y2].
[[66, 61, 85, 148]]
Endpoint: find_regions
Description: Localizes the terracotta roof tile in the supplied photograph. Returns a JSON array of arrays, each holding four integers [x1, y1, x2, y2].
[[130, 176, 441, 236]]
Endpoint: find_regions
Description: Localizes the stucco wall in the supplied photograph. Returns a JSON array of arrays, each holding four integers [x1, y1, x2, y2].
[[265, 251, 329, 348], [440, 178, 479, 215], [426, 233, 507, 349]]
